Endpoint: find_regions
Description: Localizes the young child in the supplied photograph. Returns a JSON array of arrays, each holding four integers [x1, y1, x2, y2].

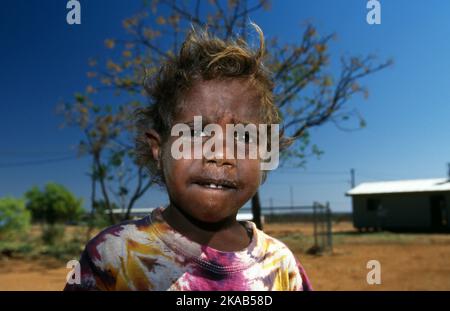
[[65, 24, 312, 291]]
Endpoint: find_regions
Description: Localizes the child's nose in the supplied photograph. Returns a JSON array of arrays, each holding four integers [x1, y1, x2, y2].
[[203, 135, 237, 167], [204, 153, 236, 167]]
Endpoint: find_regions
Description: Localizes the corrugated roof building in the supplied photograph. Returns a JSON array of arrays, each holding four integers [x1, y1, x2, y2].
[[346, 178, 450, 232]]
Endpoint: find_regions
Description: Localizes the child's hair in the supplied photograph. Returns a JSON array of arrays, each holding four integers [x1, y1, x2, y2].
[[135, 23, 290, 185]]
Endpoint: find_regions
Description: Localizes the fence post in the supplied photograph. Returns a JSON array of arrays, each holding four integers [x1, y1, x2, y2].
[[321, 203, 326, 251], [313, 202, 318, 248], [326, 201, 333, 252]]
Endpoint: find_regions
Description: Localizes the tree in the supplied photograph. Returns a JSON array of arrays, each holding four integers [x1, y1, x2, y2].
[[60, 0, 392, 229], [0, 197, 31, 238], [25, 183, 84, 225], [59, 96, 155, 224]]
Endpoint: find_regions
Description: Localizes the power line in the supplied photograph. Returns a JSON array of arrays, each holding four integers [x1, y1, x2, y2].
[[0, 151, 74, 157], [356, 174, 403, 181], [275, 169, 348, 175], [0, 155, 80, 168]]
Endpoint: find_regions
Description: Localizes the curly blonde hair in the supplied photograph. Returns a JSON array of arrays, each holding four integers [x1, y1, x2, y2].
[[135, 23, 288, 184]]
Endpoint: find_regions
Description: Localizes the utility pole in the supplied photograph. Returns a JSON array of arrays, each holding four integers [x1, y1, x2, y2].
[[350, 168, 355, 188], [290, 186, 294, 209]]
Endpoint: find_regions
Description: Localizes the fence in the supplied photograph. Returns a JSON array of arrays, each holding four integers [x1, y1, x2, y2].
[[117, 202, 334, 253], [240, 202, 333, 253]]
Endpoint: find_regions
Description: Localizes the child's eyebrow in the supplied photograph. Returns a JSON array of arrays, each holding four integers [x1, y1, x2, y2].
[[182, 117, 257, 127]]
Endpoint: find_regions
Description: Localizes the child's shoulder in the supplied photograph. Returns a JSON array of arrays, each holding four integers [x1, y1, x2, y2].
[[84, 216, 151, 262], [251, 223, 296, 257], [252, 224, 313, 290]]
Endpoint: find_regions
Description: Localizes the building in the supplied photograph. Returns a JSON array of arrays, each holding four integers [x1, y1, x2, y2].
[[346, 178, 450, 232]]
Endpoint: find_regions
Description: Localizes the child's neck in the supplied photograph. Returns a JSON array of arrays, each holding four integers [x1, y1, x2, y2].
[[162, 203, 252, 252]]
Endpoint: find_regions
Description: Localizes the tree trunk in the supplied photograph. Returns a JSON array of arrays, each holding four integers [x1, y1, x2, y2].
[[251, 191, 263, 230], [94, 153, 116, 224], [86, 159, 97, 242]]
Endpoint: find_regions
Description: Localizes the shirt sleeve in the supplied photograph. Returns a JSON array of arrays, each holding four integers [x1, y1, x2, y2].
[[63, 241, 114, 291]]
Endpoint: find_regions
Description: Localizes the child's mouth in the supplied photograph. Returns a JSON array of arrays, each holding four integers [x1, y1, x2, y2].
[[192, 178, 238, 191]]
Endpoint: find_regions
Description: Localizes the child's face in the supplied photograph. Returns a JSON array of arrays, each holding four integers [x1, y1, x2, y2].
[[152, 79, 263, 223]]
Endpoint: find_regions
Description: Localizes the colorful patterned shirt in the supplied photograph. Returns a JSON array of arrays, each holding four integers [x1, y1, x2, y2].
[[64, 207, 312, 291]]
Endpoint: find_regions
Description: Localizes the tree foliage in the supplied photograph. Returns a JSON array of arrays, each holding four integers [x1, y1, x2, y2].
[[25, 183, 84, 224], [59, 0, 392, 228], [0, 197, 31, 237]]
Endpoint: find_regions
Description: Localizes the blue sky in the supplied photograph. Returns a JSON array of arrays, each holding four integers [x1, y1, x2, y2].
[[1, 0, 449, 212]]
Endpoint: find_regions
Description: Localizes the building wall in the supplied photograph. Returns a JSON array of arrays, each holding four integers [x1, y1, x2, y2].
[[352, 191, 450, 230]]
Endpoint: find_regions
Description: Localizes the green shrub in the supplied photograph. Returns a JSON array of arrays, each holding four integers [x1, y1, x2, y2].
[[25, 183, 84, 225], [0, 197, 31, 239], [41, 224, 66, 245], [43, 238, 84, 261]]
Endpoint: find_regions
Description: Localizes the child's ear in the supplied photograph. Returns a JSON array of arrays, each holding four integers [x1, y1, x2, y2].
[[145, 129, 162, 168]]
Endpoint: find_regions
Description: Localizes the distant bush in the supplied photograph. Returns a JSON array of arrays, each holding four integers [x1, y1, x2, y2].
[[25, 183, 84, 224], [43, 237, 85, 261], [41, 224, 66, 245], [0, 197, 31, 238], [0, 240, 34, 258], [89, 199, 115, 228]]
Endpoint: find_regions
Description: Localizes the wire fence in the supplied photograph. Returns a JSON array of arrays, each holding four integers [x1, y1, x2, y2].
[[240, 202, 333, 253], [118, 203, 334, 254]]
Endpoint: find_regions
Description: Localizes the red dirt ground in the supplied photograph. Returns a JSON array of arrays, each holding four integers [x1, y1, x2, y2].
[[1, 222, 449, 290]]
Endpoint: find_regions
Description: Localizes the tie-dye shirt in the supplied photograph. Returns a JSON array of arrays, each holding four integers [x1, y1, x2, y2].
[[64, 207, 312, 291]]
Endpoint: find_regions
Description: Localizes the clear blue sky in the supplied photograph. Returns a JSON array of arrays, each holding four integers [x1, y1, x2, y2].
[[1, 0, 450, 212]]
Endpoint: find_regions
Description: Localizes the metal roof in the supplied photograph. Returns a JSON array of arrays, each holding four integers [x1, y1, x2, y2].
[[346, 178, 450, 196]]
